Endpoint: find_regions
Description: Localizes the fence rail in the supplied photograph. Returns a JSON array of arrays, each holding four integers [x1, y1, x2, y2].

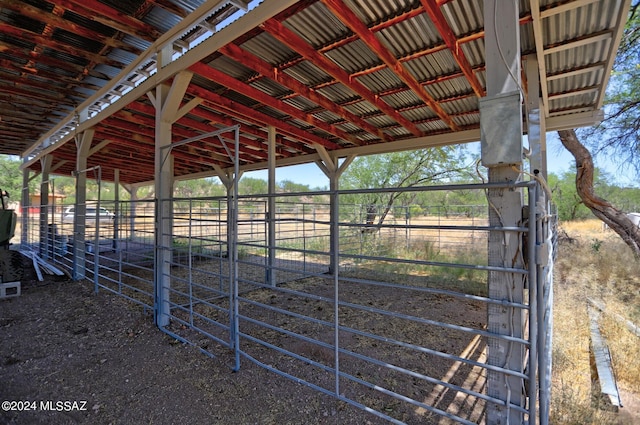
[[21, 181, 555, 424]]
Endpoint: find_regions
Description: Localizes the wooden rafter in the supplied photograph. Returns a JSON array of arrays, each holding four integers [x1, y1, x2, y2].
[[0, 1, 142, 55], [419, 0, 485, 98], [321, 0, 459, 132], [219, 43, 391, 143], [0, 23, 126, 68], [0, 0, 626, 183], [189, 84, 340, 152], [56, 0, 161, 41], [114, 105, 277, 161], [190, 61, 363, 147], [260, 17, 423, 137]]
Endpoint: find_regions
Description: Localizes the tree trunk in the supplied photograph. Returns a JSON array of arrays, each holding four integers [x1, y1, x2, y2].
[[558, 129, 640, 258]]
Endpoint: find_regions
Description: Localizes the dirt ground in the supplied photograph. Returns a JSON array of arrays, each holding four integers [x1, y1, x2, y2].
[[1, 273, 392, 425], [4, 238, 637, 425], [2, 249, 491, 425]]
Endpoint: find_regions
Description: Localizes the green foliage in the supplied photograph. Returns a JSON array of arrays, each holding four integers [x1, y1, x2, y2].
[[549, 166, 640, 220], [579, 4, 640, 178], [279, 179, 314, 193], [340, 147, 479, 224], [0, 156, 30, 200], [341, 147, 466, 191], [175, 178, 225, 198], [548, 170, 591, 220], [238, 177, 268, 195], [346, 235, 487, 297]]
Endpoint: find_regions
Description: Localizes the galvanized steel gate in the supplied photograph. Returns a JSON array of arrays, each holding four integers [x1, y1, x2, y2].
[[25, 176, 555, 424]]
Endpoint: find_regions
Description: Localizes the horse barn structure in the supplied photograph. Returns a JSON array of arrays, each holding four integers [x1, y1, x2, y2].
[[0, 0, 631, 423]]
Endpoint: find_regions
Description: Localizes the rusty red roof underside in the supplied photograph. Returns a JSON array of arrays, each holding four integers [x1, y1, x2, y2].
[[0, 0, 628, 184]]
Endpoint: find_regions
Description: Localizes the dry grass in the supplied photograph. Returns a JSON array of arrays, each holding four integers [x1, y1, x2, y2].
[[552, 219, 640, 424]]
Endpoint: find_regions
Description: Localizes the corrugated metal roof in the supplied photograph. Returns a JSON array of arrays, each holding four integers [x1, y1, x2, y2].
[[378, 18, 441, 57], [406, 51, 462, 81], [62, 9, 116, 38], [343, 0, 420, 25], [326, 40, 382, 74], [285, 2, 348, 47], [121, 34, 152, 51], [241, 31, 298, 66], [143, 6, 184, 34], [284, 62, 328, 87], [316, 83, 360, 105], [0, 0, 631, 183], [442, 0, 483, 35], [357, 68, 404, 94]]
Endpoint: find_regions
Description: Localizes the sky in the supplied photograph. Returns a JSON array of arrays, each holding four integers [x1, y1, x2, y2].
[[245, 163, 329, 189], [244, 135, 638, 189], [545, 133, 639, 188]]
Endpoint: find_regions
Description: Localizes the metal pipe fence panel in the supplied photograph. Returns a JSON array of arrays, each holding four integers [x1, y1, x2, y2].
[[89, 200, 155, 310], [157, 197, 234, 349], [22, 181, 555, 424]]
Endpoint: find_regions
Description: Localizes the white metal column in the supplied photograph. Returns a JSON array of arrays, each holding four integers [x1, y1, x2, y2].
[[315, 146, 354, 274], [21, 165, 30, 248], [38, 155, 52, 258], [125, 185, 139, 241], [152, 48, 195, 326], [210, 129, 241, 370], [526, 54, 553, 425], [482, 1, 526, 423], [113, 169, 120, 250], [267, 126, 277, 286], [525, 54, 548, 179], [72, 128, 94, 280]]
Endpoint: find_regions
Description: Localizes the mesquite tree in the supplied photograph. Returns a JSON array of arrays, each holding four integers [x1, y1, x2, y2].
[[558, 130, 640, 258], [340, 147, 471, 227], [558, 3, 640, 258]]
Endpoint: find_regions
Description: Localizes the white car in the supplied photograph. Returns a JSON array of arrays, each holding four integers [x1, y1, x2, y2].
[[62, 206, 115, 225]]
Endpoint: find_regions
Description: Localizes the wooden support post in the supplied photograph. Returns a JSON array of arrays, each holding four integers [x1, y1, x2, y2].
[[315, 146, 354, 274], [72, 123, 94, 280], [21, 165, 30, 248], [113, 169, 119, 250]]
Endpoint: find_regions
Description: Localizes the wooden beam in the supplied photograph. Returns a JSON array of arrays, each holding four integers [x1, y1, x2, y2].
[[0, 0, 143, 55], [420, 0, 485, 98], [260, 18, 423, 136], [123, 101, 291, 158], [220, 43, 391, 143], [23, 0, 299, 163], [59, 0, 162, 42], [100, 116, 255, 164], [190, 62, 361, 146], [544, 31, 612, 56], [0, 23, 126, 68], [188, 83, 342, 151], [111, 109, 271, 162], [321, 0, 460, 131]]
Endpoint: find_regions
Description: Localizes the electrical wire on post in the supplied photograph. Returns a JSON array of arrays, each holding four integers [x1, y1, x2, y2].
[[492, 0, 528, 115], [491, 1, 537, 414], [511, 165, 553, 201]]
